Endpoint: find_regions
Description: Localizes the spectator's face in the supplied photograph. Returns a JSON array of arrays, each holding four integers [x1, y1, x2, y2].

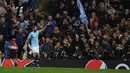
[[60, 3, 65, 8], [85, 3, 88, 8], [125, 9, 129, 15], [46, 38, 50, 43], [121, 18, 126, 24], [0, 35, 3, 40], [117, 44, 122, 49], [89, 38, 94, 45], [119, 5, 123, 10], [19, 29, 22, 33], [89, 33, 94, 38], [85, 43, 89, 48], [34, 9, 39, 14], [13, 18, 17, 24], [48, 16, 52, 21], [0, 17, 4, 23], [113, 33, 117, 38], [122, 39, 127, 45], [30, 15, 34, 20], [54, 27, 59, 31], [92, 12, 96, 17], [63, 19, 68, 24], [42, 37, 45, 41], [63, 39, 68, 44], [124, 32, 129, 37], [112, 40, 116, 45], [72, 16, 76, 21], [115, 29, 120, 34], [12, 40, 16, 44], [18, 2, 22, 6], [68, 25, 73, 30], [103, 34, 109, 39], [95, 42, 99, 48], [56, 13, 60, 18], [20, 16, 24, 21], [71, 0, 75, 5], [97, 30, 102, 36]]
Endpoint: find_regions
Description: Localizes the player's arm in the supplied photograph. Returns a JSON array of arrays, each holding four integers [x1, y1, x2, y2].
[[40, 22, 51, 32], [24, 38, 29, 46], [23, 33, 31, 49]]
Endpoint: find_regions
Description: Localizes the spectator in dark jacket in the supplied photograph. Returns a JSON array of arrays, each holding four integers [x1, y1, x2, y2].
[[16, 29, 27, 58], [44, 15, 57, 37], [125, 45, 130, 60], [40, 38, 53, 59], [0, 34, 5, 54], [115, 44, 124, 60], [0, 16, 8, 38]]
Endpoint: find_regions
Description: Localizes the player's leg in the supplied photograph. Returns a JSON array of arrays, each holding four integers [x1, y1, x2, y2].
[[31, 48, 37, 67], [34, 52, 40, 67], [32, 47, 40, 68], [34, 47, 40, 68]]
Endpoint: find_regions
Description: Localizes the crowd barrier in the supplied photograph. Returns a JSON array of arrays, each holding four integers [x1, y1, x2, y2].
[[0, 59, 130, 70]]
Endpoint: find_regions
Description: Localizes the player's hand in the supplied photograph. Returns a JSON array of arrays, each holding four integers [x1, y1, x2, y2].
[[47, 22, 51, 26], [23, 45, 27, 50]]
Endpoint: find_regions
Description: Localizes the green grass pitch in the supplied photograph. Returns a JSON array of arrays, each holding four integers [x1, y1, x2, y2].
[[0, 67, 129, 73]]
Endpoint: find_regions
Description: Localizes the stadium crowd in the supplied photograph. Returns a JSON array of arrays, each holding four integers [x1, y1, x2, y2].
[[0, 0, 130, 61]]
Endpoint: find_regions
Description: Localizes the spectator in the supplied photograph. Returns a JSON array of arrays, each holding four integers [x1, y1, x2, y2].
[[101, 33, 114, 60], [122, 9, 130, 20], [90, 12, 99, 30], [53, 41, 62, 59], [124, 45, 130, 60], [55, 13, 62, 28], [107, 5, 116, 20], [16, 16, 29, 32], [34, 9, 43, 23], [44, 15, 57, 37], [115, 44, 124, 60], [0, 16, 8, 38], [0, 35, 5, 54], [120, 18, 128, 33], [8, 38, 18, 58], [16, 1, 25, 18], [60, 18, 69, 34], [93, 41, 103, 60], [68, 0, 77, 17], [92, 0, 97, 10], [60, 38, 72, 59], [40, 38, 53, 59], [16, 29, 27, 59], [0, 0, 8, 16]]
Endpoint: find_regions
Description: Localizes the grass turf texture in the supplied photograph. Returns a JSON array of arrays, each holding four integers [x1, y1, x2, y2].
[[0, 67, 129, 73]]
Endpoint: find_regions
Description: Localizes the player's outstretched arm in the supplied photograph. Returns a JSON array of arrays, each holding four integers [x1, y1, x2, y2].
[[41, 22, 51, 32]]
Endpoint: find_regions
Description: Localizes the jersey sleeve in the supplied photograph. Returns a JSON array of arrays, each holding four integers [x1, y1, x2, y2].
[[37, 30, 42, 35]]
